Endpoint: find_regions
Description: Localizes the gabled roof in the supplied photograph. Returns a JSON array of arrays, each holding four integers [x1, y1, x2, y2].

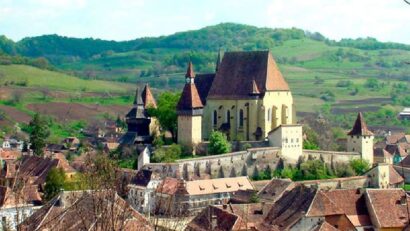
[[347, 112, 374, 136], [307, 189, 368, 217], [19, 190, 152, 231], [386, 144, 407, 157], [399, 154, 410, 168], [262, 184, 317, 230], [374, 148, 393, 158], [257, 178, 294, 202], [141, 84, 157, 109], [365, 188, 409, 229], [208, 51, 290, 100]]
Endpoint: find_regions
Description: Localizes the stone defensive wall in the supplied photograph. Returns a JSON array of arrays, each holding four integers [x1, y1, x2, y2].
[[300, 176, 368, 190], [195, 141, 269, 155], [143, 147, 281, 180], [302, 149, 360, 164]]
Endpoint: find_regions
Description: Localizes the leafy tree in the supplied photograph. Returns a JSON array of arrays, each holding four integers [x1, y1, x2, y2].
[[28, 113, 50, 156], [303, 126, 320, 150], [44, 167, 66, 200], [249, 191, 260, 203], [208, 131, 231, 155], [151, 144, 182, 163], [300, 159, 334, 180], [364, 78, 380, 89], [349, 159, 370, 175], [146, 92, 180, 141]]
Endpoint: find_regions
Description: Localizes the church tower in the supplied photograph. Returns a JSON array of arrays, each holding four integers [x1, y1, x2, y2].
[[177, 62, 204, 150], [347, 112, 374, 164]]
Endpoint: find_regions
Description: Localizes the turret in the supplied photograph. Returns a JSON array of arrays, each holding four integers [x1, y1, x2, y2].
[[177, 62, 204, 152], [347, 112, 374, 164]]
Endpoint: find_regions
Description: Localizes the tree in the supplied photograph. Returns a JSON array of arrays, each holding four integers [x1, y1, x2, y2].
[[44, 167, 66, 201], [151, 144, 182, 163], [28, 113, 50, 156], [349, 159, 370, 175], [300, 159, 333, 180], [146, 92, 180, 141], [208, 131, 231, 155]]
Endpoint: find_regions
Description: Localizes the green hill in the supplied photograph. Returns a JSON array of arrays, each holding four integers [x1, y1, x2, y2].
[[1, 23, 410, 133]]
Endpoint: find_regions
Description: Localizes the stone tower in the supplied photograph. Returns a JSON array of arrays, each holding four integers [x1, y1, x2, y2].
[[347, 112, 374, 164], [177, 62, 204, 151]]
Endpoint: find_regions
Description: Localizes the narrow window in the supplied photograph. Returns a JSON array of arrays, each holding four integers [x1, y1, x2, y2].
[[226, 110, 231, 123], [267, 108, 271, 122], [239, 109, 244, 127], [213, 110, 217, 126]]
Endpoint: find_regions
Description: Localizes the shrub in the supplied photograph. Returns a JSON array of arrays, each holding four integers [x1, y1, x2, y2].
[[151, 144, 182, 163], [208, 131, 231, 155], [349, 159, 370, 175]]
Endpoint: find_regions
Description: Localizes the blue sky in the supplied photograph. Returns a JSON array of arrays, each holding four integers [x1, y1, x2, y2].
[[1, 0, 410, 43]]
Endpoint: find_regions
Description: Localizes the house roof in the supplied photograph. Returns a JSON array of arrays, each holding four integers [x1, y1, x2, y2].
[[19, 190, 152, 231], [313, 220, 339, 231], [399, 155, 410, 168], [0, 185, 41, 208], [386, 144, 408, 157], [365, 188, 409, 228], [141, 84, 157, 109], [186, 205, 242, 231], [185, 61, 195, 78], [130, 169, 153, 187], [262, 184, 317, 230], [386, 133, 406, 144], [207, 51, 290, 100], [374, 148, 393, 158], [389, 165, 405, 185], [257, 178, 294, 202], [0, 149, 21, 160], [156, 176, 254, 196], [17, 155, 60, 185], [307, 189, 368, 218], [347, 112, 374, 136]]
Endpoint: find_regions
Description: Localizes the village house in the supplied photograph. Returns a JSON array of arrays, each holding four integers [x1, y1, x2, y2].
[[19, 190, 153, 231], [155, 176, 254, 215], [127, 169, 161, 214], [0, 185, 42, 231]]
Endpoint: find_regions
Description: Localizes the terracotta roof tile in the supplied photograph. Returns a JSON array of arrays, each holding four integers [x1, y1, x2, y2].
[[365, 188, 409, 228], [389, 165, 404, 185], [208, 51, 289, 100], [141, 84, 157, 109], [313, 221, 339, 231], [257, 178, 294, 202], [347, 112, 374, 136], [176, 83, 203, 111]]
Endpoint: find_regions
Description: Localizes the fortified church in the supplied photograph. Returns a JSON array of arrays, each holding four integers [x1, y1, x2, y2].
[[121, 50, 375, 180]]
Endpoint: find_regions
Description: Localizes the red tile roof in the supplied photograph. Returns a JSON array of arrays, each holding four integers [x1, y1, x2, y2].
[[176, 83, 204, 111], [365, 188, 409, 228], [348, 112, 374, 136], [142, 84, 157, 109], [19, 190, 152, 231], [208, 51, 290, 100], [307, 189, 368, 217], [185, 61, 195, 78]]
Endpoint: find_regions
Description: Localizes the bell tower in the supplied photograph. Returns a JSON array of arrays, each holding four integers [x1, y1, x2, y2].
[[177, 62, 204, 151]]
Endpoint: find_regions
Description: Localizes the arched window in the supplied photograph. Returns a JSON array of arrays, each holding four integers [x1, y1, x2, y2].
[[226, 110, 231, 124], [267, 108, 271, 121], [213, 110, 217, 126], [239, 109, 244, 127]]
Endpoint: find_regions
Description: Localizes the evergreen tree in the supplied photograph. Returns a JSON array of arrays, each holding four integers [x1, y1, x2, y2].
[[28, 113, 50, 156]]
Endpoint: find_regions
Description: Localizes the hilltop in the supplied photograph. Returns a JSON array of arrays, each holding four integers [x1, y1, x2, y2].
[[1, 23, 410, 137]]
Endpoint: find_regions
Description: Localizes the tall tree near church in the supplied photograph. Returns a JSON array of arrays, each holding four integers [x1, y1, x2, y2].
[[28, 113, 50, 156]]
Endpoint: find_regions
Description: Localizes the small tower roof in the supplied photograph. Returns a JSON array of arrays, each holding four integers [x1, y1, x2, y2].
[[177, 84, 204, 111], [185, 61, 195, 78], [133, 87, 144, 106], [348, 112, 374, 136], [127, 87, 147, 119], [141, 84, 157, 109]]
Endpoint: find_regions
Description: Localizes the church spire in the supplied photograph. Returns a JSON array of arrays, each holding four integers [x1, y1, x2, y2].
[[215, 49, 222, 72], [185, 61, 195, 78], [133, 87, 144, 106]]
